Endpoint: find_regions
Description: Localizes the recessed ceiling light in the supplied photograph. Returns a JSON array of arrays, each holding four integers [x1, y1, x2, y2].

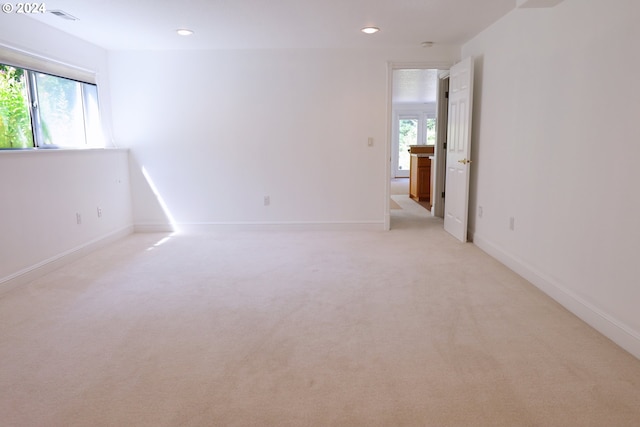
[[421, 41, 434, 48], [176, 29, 194, 36], [361, 27, 380, 35]]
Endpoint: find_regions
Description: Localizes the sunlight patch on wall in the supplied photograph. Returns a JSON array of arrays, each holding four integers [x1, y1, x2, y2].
[[141, 166, 178, 232]]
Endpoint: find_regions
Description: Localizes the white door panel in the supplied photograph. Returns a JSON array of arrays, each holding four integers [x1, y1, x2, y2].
[[444, 57, 474, 242]]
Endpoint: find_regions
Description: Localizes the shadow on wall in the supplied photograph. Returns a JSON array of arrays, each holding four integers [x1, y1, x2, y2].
[[128, 154, 176, 232]]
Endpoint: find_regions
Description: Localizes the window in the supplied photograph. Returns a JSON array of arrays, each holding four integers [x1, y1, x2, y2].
[[0, 65, 34, 148], [0, 63, 103, 149], [398, 117, 418, 171], [425, 117, 436, 145]]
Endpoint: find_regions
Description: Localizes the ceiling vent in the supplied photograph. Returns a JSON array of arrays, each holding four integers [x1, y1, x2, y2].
[[49, 10, 79, 21]]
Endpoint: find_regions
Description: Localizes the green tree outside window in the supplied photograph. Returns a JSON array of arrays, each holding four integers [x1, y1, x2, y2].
[[0, 65, 34, 148]]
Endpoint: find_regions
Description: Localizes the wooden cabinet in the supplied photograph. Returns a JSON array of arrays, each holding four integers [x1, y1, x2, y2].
[[409, 155, 431, 202]]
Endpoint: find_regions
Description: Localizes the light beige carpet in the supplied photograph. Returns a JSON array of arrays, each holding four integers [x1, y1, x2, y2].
[[390, 178, 408, 210], [1, 209, 640, 426], [391, 178, 431, 212], [391, 177, 409, 195]]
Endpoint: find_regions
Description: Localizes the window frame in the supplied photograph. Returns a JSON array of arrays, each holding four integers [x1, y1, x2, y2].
[[0, 63, 103, 149]]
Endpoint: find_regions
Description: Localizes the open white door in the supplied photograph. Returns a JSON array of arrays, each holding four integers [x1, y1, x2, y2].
[[444, 57, 474, 242]]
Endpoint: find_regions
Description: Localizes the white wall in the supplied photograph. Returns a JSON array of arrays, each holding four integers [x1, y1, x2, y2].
[[108, 47, 458, 230], [393, 103, 436, 115], [463, 0, 640, 357], [0, 15, 133, 288], [0, 149, 133, 285]]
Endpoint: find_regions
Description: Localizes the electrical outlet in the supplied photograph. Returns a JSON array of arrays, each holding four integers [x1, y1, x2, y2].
[[76, 213, 82, 225], [97, 207, 102, 218], [509, 216, 515, 231], [367, 137, 374, 147], [478, 206, 483, 218], [264, 196, 270, 206]]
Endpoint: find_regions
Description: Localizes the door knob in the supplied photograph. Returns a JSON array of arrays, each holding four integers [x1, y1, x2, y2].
[[458, 158, 472, 165]]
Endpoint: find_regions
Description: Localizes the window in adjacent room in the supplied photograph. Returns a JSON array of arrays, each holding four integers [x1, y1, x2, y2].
[[398, 117, 418, 171], [425, 117, 436, 145], [0, 63, 103, 149]]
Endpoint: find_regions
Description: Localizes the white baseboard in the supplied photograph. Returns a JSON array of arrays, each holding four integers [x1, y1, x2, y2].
[[134, 223, 176, 233], [0, 225, 134, 296], [471, 232, 640, 360], [135, 221, 386, 233]]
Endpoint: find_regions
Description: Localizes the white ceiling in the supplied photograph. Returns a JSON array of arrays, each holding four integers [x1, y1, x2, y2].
[[393, 69, 440, 104], [27, 0, 516, 51]]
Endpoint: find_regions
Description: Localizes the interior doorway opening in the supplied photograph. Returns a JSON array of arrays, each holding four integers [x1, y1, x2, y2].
[[387, 65, 450, 230]]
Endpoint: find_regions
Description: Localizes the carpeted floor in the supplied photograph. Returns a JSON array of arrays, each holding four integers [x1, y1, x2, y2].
[[391, 177, 410, 195], [391, 178, 432, 212], [1, 206, 640, 426], [390, 178, 408, 210]]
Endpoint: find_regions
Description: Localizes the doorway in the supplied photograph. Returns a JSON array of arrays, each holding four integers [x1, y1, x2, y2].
[[386, 64, 451, 230]]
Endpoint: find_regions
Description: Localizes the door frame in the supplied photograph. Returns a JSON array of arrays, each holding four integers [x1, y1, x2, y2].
[[385, 61, 453, 231], [433, 71, 450, 219]]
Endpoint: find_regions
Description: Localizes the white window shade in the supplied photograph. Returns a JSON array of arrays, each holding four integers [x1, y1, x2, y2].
[[0, 43, 96, 84]]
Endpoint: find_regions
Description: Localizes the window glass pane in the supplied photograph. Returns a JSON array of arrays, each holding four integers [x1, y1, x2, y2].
[[426, 118, 436, 145], [398, 118, 418, 171], [82, 83, 104, 147], [0, 65, 34, 148], [34, 73, 86, 147]]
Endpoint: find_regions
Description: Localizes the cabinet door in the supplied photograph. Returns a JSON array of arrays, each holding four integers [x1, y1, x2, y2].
[[417, 158, 431, 200]]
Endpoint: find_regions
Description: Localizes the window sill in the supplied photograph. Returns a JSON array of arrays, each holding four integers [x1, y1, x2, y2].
[[0, 147, 127, 154]]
